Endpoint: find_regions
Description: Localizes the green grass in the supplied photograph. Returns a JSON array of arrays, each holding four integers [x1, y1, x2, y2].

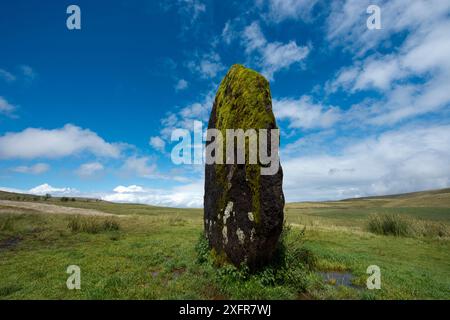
[[0, 188, 449, 299]]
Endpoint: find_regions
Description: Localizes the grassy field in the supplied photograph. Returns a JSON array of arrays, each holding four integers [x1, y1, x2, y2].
[[0, 189, 449, 300]]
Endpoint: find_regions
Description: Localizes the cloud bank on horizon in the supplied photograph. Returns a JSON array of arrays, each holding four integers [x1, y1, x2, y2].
[[1, 0, 449, 207]]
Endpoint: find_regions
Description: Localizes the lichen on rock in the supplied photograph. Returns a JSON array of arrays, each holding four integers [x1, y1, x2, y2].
[[204, 64, 285, 270]]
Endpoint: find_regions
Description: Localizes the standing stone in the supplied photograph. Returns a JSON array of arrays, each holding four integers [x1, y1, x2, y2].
[[204, 64, 285, 269]]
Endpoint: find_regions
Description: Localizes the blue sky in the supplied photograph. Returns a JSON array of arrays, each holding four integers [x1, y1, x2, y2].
[[1, 0, 450, 207]]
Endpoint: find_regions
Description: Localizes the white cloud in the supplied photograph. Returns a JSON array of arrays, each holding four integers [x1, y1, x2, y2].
[[326, 0, 450, 55], [28, 183, 79, 196], [175, 79, 188, 91], [221, 20, 236, 45], [0, 96, 17, 117], [282, 124, 450, 201], [149, 136, 166, 152], [178, 0, 206, 21], [160, 89, 214, 139], [326, 0, 450, 125], [119, 156, 190, 182], [162, 0, 206, 32], [260, 0, 319, 22], [274, 96, 342, 130], [187, 52, 225, 79], [0, 124, 121, 159], [0, 65, 36, 83], [76, 162, 104, 177], [122, 156, 157, 178], [113, 185, 145, 193], [102, 181, 203, 208], [242, 22, 310, 80], [329, 56, 404, 93], [0, 69, 16, 82], [11, 163, 50, 175], [20, 65, 37, 81], [242, 21, 267, 54]]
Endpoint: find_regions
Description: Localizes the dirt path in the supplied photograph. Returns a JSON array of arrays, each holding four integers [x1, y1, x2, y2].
[[0, 200, 115, 217]]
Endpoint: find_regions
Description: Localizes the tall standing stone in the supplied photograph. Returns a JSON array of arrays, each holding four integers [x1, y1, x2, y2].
[[204, 64, 285, 269]]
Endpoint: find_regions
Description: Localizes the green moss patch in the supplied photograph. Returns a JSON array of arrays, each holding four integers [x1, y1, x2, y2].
[[212, 64, 276, 223]]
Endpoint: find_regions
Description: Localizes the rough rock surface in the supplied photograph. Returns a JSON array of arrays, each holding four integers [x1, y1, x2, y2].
[[204, 64, 285, 269]]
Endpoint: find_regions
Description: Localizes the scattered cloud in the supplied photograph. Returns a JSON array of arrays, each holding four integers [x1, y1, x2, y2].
[[326, 0, 450, 125], [174, 79, 188, 91], [118, 156, 188, 181], [0, 65, 36, 83], [149, 136, 166, 152], [0, 124, 121, 159], [221, 20, 235, 45], [76, 162, 104, 177], [160, 89, 214, 139], [178, 0, 206, 21], [274, 96, 342, 130], [257, 0, 319, 22], [187, 51, 225, 79], [11, 163, 50, 175], [162, 0, 206, 33], [0, 97, 17, 117], [20, 65, 37, 81], [121, 156, 157, 178], [242, 22, 310, 80], [326, 0, 450, 55], [328, 56, 404, 93], [0, 68, 16, 82]]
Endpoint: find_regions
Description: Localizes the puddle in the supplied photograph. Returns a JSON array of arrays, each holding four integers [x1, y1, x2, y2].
[[318, 271, 356, 288], [172, 267, 186, 279], [0, 236, 22, 251]]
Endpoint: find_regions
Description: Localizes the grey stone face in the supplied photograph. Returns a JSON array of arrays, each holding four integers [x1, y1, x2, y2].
[[204, 64, 285, 270]]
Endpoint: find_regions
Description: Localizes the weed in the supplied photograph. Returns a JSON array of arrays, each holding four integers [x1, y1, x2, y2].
[[367, 214, 415, 237], [67, 215, 120, 234], [367, 214, 449, 238]]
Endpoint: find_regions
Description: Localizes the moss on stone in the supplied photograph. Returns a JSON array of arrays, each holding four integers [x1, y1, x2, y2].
[[213, 64, 275, 225], [215, 64, 274, 130], [210, 247, 229, 267]]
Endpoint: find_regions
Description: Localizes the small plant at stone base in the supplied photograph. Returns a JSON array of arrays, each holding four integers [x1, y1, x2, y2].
[[263, 222, 316, 290], [194, 223, 316, 295], [195, 232, 210, 264]]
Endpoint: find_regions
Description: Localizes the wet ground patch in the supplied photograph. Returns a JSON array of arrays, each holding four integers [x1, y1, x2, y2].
[[0, 235, 22, 251], [318, 271, 359, 288]]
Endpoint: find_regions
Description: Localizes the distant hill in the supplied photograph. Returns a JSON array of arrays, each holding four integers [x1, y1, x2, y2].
[[344, 188, 450, 200], [1, 187, 450, 209], [287, 188, 450, 209], [0, 190, 102, 203], [340, 188, 450, 208]]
